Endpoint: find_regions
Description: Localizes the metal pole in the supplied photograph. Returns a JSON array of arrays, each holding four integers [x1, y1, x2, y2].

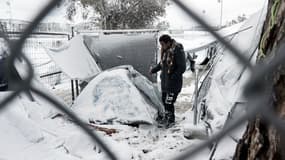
[[71, 80, 75, 101], [193, 69, 199, 125], [75, 79, 79, 96], [71, 26, 74, 38]]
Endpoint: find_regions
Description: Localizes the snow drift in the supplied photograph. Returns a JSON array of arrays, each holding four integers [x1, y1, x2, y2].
[[0, 60, 133, 160]]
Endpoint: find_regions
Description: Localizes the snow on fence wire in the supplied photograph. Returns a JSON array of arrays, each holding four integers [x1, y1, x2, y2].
[[0, 18, 71, 34], [22, 35, 70, 86], [76, 28, 160, 35], [0, 0, 284, 160]]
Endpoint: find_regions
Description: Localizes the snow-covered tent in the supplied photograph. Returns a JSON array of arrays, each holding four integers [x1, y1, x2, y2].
[[72, 65, 164, 125], [0, 57, 80, 159], [192, 6, 268, 159], [0, 50, 135, 160], [173, 23, 243, 53], [83, 33, 158, 82], [0, 81, 132, 160], [201, 8, 267, 121]]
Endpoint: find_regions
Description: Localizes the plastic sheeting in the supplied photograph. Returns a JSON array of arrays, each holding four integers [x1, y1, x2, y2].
[[83, 33, 158, 82], [202, 5, 268, 159], [44, 35, 101, 81]]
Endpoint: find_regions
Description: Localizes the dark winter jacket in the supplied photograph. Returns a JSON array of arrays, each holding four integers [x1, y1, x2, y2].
[[151, 40, 186, 93], [0, 57, 8, 91]]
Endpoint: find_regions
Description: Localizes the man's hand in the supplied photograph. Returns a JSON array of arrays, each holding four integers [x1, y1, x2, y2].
[[149, 66, 153, 75]]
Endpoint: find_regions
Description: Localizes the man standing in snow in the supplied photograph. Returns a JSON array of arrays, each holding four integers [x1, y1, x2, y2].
[[150, 34, 186, 128]]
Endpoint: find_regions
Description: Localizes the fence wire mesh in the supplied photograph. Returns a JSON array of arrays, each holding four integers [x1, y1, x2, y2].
[[0, 0, 284, 160]]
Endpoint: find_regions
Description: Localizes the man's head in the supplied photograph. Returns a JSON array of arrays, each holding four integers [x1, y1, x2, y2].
[[159, 34, 172, 51]]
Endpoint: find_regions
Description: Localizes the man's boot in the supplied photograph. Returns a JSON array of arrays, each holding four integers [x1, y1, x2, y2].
[[156, 113, 166, 127], [165, 111, 175, 128]]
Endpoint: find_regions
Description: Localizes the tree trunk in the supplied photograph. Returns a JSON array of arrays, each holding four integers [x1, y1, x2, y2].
[[234, 0, 285, 159]]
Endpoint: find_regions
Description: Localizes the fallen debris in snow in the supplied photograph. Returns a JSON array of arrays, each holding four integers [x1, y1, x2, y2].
[[86, 123, 118, 136], [183, 124, 209, 140]]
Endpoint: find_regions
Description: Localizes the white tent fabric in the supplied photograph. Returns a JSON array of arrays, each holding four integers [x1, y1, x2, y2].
[[205, 6, 268, 159], [173, 23, 243, 52], [72, 65, 164, 125], [44, 35, 101, 81]]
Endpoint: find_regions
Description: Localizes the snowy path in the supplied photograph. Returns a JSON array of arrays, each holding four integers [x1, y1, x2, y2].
[[176, 71, 195, 113]]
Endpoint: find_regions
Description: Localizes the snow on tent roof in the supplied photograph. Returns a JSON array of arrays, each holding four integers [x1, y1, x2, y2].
[[83, 33, 158, 82], [72, 65, 164, 125], [198, 7, 267, 159], [44, 35, 101, 81], [173, 23, 244, 53], [198, 8, 267, 114], [206, 8, 266, 105]]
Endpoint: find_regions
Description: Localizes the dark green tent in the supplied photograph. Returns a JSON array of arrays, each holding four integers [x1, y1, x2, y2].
[[83, 33, 158, 82]]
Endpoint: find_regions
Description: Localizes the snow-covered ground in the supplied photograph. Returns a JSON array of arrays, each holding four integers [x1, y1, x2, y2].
[[0, 69, 201, 160]]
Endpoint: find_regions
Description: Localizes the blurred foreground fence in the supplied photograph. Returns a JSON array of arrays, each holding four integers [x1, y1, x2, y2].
[[0, 0, 284, 160], [0, 19, 71, 87]]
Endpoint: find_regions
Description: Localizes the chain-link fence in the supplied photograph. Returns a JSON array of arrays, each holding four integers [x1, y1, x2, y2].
[[0, 0, 284, 160], [0, 19, 71, 86]]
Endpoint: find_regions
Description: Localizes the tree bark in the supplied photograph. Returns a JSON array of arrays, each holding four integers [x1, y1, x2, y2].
[[234, 0, 285, 159]]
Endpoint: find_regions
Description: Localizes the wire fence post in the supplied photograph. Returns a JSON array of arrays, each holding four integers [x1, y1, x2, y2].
[[75, 79, 79, 96], [71, 79, 75, 101]]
